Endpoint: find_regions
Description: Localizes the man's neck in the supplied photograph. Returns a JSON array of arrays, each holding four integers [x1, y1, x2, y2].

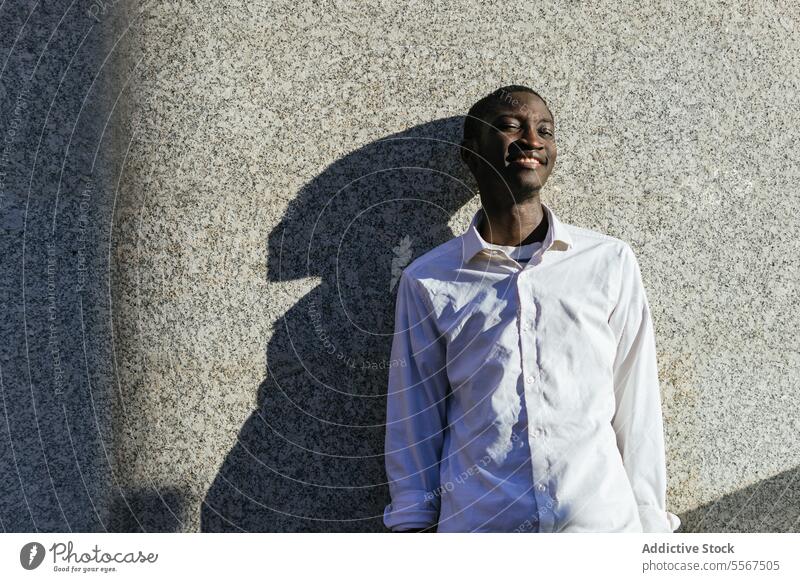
[[477, 196, 548, 247]]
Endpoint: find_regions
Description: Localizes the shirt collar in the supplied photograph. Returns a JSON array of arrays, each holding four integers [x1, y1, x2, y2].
[[460, 201, 573, 263]]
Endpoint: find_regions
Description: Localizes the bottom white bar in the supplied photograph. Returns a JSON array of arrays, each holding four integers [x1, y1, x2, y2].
[[1, 533, 797, 581]]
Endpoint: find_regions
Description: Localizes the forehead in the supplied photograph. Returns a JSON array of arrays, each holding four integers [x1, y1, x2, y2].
[[487, 92, 553, 122]]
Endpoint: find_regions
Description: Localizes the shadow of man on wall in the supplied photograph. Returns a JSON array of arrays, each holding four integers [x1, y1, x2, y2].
[[202, 117, 474, 531]]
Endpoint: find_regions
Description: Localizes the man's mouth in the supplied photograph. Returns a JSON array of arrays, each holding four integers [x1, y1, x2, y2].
[[508, 155, 547, 168]]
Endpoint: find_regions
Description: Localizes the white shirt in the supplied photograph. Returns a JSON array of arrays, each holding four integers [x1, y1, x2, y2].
[[484, 240, 542, 266], [383, 202, 680, 533]]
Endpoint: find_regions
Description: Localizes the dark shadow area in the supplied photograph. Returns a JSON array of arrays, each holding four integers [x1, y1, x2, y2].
[[108, 487, 187, 532], [676, 465, 800, 532], [202, 117, 474, 531], [0, 4, 120, 532]]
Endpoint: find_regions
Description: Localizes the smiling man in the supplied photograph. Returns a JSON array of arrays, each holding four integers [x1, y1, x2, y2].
[[382, 85, 681, 533]]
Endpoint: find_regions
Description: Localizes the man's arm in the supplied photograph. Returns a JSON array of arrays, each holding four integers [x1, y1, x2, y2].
[[383, 270, 449, 532], [608, 243, 681, 533]]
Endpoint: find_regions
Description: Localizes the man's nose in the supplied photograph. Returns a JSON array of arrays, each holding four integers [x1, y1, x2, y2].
[[518, 126, 545, 149], [511, 131, 544, 156]]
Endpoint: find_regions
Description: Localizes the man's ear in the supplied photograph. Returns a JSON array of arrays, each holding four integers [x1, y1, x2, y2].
[[460, 138, 475, 170]]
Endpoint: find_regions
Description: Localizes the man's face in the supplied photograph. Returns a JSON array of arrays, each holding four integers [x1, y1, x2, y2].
[[463, 92, 557, 202]]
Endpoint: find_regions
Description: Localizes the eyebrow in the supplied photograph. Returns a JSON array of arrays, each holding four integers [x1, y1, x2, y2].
[[492, 111, 554, 124]]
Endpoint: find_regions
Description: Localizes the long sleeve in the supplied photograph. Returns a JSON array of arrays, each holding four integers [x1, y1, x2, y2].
[[608, 244, 681, 533], [383, 270, 450, 532]]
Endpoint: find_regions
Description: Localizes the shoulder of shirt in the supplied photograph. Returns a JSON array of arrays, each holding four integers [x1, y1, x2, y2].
[[562, 223, 633, 258], [400, 222, 636, 285], [399, 236, 464, 283]]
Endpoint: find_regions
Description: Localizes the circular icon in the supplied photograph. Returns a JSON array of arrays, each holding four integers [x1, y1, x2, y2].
[[20, 542, 46, 570]]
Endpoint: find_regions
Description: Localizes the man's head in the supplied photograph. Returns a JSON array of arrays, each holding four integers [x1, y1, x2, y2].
[[461, 85, 556, 206]]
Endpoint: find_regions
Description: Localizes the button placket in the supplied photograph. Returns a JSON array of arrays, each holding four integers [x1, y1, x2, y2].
[[517, 272, 551, 532]]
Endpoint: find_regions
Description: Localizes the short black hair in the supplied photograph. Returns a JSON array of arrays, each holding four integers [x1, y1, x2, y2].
[[463, 85, 551, 142]]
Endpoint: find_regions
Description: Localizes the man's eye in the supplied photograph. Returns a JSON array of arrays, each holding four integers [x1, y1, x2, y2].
[[499, 124, 520, 130], [540, 128, 553, 136]]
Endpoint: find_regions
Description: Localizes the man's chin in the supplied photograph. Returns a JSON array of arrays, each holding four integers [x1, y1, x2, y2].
[[505, 172, 548, 198]]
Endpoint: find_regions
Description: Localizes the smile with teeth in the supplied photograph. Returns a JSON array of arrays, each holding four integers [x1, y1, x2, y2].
[[510, 157, 545, 168]]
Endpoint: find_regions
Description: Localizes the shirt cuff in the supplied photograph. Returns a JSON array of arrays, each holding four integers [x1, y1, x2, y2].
[[384, 490, 440, 532], [638, 505, 682, 533]]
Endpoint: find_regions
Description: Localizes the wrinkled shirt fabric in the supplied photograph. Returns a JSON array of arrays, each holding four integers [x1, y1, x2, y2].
[[383, 203, 680, 533]]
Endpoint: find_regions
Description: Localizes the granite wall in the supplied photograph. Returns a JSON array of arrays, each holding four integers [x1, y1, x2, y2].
[[1, 0, 799, 532]]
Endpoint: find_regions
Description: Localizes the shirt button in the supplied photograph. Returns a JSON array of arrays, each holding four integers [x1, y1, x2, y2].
[[536, 483, 546, 492], [525, 376, 534, 384]]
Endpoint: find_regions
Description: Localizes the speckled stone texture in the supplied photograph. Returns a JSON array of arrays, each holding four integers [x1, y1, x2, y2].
[[0, 0, 121, 531], [2, 0, 799, 532]]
